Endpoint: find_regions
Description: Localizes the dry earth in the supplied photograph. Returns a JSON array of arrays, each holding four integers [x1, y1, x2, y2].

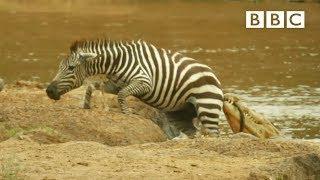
[[0, 82, 319, 179]]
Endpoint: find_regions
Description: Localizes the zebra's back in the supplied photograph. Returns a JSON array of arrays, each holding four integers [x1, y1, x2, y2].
[[124, 41, 223, 112]]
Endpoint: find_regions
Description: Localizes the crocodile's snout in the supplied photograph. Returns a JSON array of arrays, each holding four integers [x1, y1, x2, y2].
[[223, 98, 244, 133], [223, 93, 280, 138]]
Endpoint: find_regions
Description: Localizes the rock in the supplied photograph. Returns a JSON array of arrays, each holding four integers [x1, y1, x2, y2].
[[250, 153, 320, 179]]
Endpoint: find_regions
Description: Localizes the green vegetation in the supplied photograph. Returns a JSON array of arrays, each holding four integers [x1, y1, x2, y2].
[[1, 124, 59, 139], [4, 127, 23, 138], [0, 155, 21, 180]]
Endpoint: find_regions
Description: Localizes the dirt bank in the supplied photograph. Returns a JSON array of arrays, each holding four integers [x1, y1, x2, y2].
[[0, 83, 319, 179], [1, 137, 320, 180], [0, 82, 166, 145]]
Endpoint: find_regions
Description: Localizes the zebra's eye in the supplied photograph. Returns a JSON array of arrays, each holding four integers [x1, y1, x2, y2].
[[68, 65, 75, 71]]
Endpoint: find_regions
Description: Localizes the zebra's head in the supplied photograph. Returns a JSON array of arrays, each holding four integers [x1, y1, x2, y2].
[[46, 51, 97, 100]]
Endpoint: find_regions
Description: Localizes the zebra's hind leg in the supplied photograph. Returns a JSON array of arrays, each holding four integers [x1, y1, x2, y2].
[[117, 80, 151, 114], [187, 96, 222, 137]]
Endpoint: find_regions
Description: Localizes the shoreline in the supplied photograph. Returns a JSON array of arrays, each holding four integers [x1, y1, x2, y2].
[[0, 84, 319, 179]]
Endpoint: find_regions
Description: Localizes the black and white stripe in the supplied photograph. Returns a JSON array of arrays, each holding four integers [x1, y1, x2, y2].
[[47, 39, 224, 136]]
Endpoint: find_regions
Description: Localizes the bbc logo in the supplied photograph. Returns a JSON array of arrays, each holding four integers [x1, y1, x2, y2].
[[246, 11, 305, 29]]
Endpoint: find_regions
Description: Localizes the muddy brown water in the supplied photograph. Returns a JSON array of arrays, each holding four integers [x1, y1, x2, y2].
[[0, 1, 319, 140]]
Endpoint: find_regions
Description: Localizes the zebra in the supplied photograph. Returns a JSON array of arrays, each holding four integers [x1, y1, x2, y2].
[[46, 39, 224, 136]]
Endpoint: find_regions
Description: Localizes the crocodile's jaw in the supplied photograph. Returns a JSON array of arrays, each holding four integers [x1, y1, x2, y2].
[[223, 101, 243, 133]]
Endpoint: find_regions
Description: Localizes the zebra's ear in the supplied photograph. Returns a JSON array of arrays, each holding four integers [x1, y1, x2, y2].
[[78, 52, 97, 62]]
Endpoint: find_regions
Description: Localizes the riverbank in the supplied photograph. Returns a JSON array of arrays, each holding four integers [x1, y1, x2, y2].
[[0, 84, 319, 179]]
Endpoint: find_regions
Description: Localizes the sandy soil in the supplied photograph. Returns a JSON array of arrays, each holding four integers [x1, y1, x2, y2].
[[0, 82, 319, 179]]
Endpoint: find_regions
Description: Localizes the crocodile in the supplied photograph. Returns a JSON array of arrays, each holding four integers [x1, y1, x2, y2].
[[223, 93, 280, 139]]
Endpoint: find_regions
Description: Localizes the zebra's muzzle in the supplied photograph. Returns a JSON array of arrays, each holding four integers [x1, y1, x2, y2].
[[46, 82, 61, 100]]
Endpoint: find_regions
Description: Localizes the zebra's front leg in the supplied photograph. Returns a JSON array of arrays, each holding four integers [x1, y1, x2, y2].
[[83, 80, 122, 109], [83, 84, 95, 109], [117, 80, 151, 114]]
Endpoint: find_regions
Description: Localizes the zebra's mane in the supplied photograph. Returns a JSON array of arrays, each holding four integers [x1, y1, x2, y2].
[[70, 39, 147, 53], [70, 39, 113, 53]]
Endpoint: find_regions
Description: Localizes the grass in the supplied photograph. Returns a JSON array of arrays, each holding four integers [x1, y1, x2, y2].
[[14, 126, 54, 136], [2, 125, 58, 139], [4, 128, 23, 138], [0, 155, 21, 180]]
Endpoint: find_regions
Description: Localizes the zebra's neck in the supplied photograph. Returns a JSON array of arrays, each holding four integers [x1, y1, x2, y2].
[[81, 40, 121, 77]]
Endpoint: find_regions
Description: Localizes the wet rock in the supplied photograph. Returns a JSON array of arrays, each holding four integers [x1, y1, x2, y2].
[[151, 113, 181, 139]]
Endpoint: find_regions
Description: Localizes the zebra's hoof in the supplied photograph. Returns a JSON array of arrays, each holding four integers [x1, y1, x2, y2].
[[83, 104, 91, 109], [172, 132, 189, 140], [121, 109, 132, 115], [121, 107, 136, 115]]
